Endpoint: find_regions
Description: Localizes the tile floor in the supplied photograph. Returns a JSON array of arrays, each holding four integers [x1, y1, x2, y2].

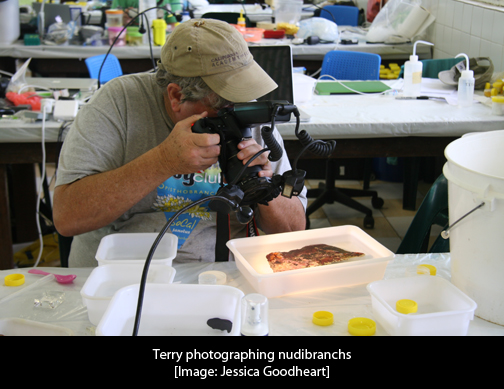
[[305, 177, 442, 253], [14, 164, 442, 267]]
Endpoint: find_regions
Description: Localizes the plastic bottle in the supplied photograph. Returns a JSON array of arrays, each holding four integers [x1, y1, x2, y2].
[[152, 18, 167, 46], [240, 293, 269, 336], [456, 53, 475, 107], [403, 40, 434, 97], [237, 11, 246, 28]]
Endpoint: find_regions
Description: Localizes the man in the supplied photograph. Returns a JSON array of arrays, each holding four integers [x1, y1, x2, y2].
[[53, 19, 307, 267]]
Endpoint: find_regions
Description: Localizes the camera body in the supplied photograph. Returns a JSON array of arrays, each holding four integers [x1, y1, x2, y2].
[[192, 101, 304, 211]]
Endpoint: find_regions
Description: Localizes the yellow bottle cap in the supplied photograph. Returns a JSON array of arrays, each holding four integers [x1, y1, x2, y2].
[[348, 317, 376, 336], [417, 264, 436, 275], [5, 273, 25, 286], [312, 311, 334, 326], [396, 299, 418, 314], [492, 96, 504, 103], [238, 11, 245, 24]]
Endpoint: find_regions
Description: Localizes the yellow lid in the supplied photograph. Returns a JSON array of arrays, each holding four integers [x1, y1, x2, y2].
[[312, 311, 334, 326], [417, 264, 436, 275], [396, 299, 418, 314], [5, 273, 25, 286], [492, 96, 504, 103], [105, 9, 123, 14], [348, 317, 376, 336]]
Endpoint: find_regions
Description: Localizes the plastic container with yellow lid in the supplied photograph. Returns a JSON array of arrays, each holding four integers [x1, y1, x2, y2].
[[492, 96, 504, 116]]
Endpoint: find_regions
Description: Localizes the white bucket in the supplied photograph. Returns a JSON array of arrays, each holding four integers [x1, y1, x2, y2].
[[443, 130, 504, 326], [0, 0, 20, 44]]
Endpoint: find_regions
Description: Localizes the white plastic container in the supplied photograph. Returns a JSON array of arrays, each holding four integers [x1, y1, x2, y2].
[[443, 130, 504, 325], [96, 284, 244, 336], [80, 264, 176, 325], [0, 0, 20, 44], [0, 318, 74, 336], [456, 53, 475, 107], [293, 73, 316, 104], [367, 276, 477, 336], [274, 0, 303, 25], [95, 233, 178, 266], [227, 225, 394, 298]]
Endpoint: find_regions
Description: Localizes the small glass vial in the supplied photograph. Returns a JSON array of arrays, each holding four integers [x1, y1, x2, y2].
[[240, 293, 269, 336]]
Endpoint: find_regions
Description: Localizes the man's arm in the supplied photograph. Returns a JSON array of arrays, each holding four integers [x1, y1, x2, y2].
[[53, 113, 220, 236]]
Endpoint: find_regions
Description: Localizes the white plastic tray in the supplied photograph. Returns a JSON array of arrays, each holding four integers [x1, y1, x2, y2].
[[96, 284, 244, 336], [227, 225, 394, 297], [367, 276, 477, 336], [95, 232, 178, 266], [81, 264, 176, 325]]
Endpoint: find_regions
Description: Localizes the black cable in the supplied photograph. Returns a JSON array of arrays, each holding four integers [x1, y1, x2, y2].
[[97, 6, 172, 88], [132, 194, 242, 336]]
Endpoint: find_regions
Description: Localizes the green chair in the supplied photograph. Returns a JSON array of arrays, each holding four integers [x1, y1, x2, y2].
[[201, 12, 253, 27], [396, 174, 450, 254], [398, 57, 463, 78]]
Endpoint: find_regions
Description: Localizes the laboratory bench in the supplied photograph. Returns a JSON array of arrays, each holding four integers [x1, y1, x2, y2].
[[0, 253, 503, 336]]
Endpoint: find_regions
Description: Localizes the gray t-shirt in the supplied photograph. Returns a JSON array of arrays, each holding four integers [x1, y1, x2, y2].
[[56, 72, 307, 267]]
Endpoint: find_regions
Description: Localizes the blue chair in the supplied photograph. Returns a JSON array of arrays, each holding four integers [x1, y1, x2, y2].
[[320, 50, 381, 81], [85, 53, 123, 84], [306, 51, 384, 229], [320, 5, 359, 26]]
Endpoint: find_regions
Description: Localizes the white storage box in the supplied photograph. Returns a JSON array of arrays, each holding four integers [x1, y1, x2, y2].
[[227, 225, 394, 298], [96, 284, 244, 336], [0, 318, 74, 336], [293, 73, 316, 104], [95, 233, 177, 266], [367, 276, 477, 336], [81, 264, 176, 325]]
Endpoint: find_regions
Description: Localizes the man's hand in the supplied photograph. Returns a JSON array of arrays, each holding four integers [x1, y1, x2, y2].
[[157, 112, 221, 175], [236, 138, 272, 176]]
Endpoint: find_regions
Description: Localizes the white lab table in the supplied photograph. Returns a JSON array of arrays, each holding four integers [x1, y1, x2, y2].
[[0, 253, 502, 336]]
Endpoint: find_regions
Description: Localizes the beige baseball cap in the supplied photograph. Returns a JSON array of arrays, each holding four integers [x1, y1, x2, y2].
[[159, 19, 278, 102]]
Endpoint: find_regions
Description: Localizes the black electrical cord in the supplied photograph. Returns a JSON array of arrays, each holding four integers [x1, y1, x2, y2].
[[97, 6, 172, 88], [132, 194, 245, 336]]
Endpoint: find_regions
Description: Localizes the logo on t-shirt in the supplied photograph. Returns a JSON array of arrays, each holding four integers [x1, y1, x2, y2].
[[153, 164, 221, 248]]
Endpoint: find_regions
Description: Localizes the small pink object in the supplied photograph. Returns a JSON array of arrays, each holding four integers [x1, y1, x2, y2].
[[28, 269, 77, 284]]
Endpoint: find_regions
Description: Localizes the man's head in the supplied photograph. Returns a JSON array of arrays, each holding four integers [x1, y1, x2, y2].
[[156, 18, 277, 105]]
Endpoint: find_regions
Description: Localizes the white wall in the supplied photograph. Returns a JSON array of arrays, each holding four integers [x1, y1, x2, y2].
[[418, 0, 504, 72]]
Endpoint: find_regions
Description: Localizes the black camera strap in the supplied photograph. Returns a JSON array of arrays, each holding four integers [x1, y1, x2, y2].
[[215, 211, 230, 262], [215, 211, 259, 262]]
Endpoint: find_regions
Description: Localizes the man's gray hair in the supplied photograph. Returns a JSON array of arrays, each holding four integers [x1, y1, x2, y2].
[[156, 66, 232, 111]]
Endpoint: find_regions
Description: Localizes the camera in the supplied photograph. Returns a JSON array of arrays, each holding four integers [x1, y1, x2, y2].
[[192, 101, 306, 215]]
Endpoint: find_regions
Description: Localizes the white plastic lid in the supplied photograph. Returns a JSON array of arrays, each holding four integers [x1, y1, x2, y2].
[[409, 54, 419, 62], [460, 69, 474, 80]]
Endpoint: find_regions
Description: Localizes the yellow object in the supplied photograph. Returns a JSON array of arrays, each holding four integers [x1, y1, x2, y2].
[[152, 19, 167, 46], [396, 299, 418, 314], [276, 22, 299, 35], [312, 311, 334, 326], [492, 96, 504, 103], [418, 264, 436, 275], [238, 11, 246, 27], [14, 233, 60, 268], [348, 317, 376, 336], [492, 80, 503, 90], [5, 274, 25, 287]]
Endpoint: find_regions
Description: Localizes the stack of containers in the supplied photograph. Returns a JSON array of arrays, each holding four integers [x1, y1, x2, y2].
[[80, 232, 178, 326], [105, 9, 126, 46]]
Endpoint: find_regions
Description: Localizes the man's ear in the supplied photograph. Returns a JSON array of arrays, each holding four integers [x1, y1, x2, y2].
[[166, 83, 183, 113]]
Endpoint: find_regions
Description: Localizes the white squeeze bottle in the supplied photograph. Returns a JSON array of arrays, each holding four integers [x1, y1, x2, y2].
[[403, 40, 434, 97], [456, 53, 475, 107]]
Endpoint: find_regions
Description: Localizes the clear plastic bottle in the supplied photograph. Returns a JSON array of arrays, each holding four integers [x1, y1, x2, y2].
[[456, 53, 475, 107], [403, 40, 434, 97], [240, 293, 269, 336]]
